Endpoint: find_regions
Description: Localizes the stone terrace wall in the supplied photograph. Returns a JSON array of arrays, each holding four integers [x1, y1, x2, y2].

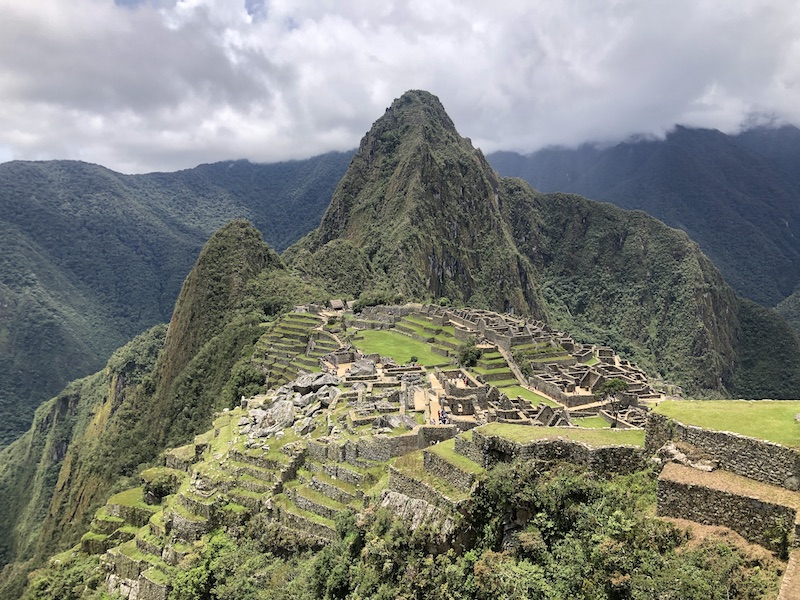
[[646, 413, 800, 491], [454, 436, 484, 465], [307, 426, 457, 465], [472, 430, 646, 474], [657, 476, 797, 552], [388, 466, 461, 513], [423, 450, 477, 493]]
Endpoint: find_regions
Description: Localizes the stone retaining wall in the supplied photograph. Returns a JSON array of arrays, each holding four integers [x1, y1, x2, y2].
[[387, 467, 461, 513], [322, 463, 365, 486], [657, 477, 797, 552], [276, 507, 337, 541], [646, 413, 800, 490], [454, 436, 484, 465], [167, 510, 208, 542], [107, 503, 156, 528], [138, 572, 170, 600], [472, 431, 646, 474], [311, 478, 358, 504], [288, 490, 340, 521], [423, 450, 476, 493]]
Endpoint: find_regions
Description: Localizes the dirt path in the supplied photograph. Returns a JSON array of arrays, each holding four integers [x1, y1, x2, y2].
[[779, 549, 800, 600]]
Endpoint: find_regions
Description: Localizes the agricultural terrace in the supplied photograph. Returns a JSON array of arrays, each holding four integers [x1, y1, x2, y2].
[[500, 385, 558, 408], [478, 423, 645, 447], [350, 329, 449, 367], [653, 400, 800, 448]]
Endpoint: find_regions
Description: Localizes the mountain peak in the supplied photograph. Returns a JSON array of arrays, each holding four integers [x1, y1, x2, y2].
[[293, 91, 543, 316], [380, 89, 457, 133]]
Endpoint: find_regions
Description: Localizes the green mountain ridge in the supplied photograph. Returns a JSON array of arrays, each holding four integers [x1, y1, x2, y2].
[[291, 90, 800, 397], [292, 90, 543, 315], [0, 153, 350, 447]]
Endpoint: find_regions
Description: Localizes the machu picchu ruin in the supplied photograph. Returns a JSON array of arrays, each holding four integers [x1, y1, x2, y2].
[[51, 303, 798, 599]]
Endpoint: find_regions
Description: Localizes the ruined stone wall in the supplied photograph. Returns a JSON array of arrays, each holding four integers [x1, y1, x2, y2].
[[454, 327, 474, 342], [356, 433, 421, 462], [646, 413, 800, 490], [657, 477, 796, 552], [528, 376, 569, 404], [472, 431, 646, 475], [454, 436, 484, 466], [423, 450, 476, 493], [388, 466, 461, 513], [419, 425, 457, 445], [528, 375, 595, 407]]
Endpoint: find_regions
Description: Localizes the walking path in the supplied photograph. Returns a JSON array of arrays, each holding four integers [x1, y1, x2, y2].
[[778, 549, 800, 600]]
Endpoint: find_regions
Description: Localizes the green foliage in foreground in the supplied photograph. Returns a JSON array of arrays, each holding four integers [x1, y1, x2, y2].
[[30, 462, 777, 600], [654, 399, 800, 448]]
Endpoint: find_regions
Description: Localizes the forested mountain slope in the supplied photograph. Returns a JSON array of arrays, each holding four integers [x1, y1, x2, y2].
[[0, 221, 325, 597], [0, 153, 350, 447], [488, 125, 800, 309]]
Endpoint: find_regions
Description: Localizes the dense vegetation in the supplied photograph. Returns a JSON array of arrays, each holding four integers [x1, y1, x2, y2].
[[0, 222, 326, 597], [488, 125, 800, 309], [0, 153, 350, 447], [21, 462, 783, 600]]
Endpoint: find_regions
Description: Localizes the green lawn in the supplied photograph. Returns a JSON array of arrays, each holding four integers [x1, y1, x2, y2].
[[572, 416, 610, 429], [501, 385, 559, 407], [478, 423, 645, 447], [351, 329, 448, 366], [653, 400, 800, 448]]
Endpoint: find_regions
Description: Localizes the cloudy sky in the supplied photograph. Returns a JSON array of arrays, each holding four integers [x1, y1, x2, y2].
[[1, 0, 798, 173]]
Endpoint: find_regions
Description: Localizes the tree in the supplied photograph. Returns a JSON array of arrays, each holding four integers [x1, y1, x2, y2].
[[594, 378, 628, 427]]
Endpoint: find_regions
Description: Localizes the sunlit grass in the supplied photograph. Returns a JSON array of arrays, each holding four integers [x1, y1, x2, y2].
[[653, 400, 800, 448], [351, 329, 448, 366]]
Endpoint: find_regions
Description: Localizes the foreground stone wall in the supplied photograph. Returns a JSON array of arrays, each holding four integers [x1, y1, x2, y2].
[[657, 476, 797, 552], [454, 436, 483, 465], [423, 450, 477, 493], [472, 430, 646, 475], [646, 413, 800, 491]]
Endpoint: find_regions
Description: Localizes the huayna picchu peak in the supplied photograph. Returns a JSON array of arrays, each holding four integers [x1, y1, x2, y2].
[[293, 90, 546, 317], [1, 90, 800, 599]]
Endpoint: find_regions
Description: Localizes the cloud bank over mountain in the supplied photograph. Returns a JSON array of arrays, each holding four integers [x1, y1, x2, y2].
[[1, 0, 798, 172]]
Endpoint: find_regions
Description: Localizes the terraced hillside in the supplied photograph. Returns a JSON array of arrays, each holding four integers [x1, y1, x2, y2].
[[52, 366, 658, 599], [22, 308, 796, 599]]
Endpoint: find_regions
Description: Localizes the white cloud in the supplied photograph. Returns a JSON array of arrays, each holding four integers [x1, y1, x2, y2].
[[0, 0, 798, 172]]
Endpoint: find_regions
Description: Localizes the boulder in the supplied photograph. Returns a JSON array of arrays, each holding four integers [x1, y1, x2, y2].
[[293, 417, 315, 436], [313, 373, 340, 389], [304, 401, 323, 417], [251, 400, 295, 438], [348, 359, 376, 377], [293, 373, 318, 395], [294, 392, 316, 408]]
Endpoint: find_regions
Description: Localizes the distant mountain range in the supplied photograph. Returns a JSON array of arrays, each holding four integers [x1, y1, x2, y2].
[[488, 125, 800, 309], [3, 101, 800, 451]]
